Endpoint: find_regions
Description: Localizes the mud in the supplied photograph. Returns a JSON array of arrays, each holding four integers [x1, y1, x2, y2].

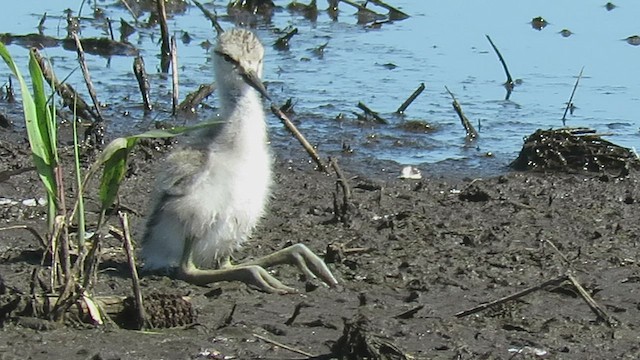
[[1, 123, 639, 359]]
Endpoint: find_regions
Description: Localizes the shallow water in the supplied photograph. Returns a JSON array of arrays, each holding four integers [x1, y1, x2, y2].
[[1, 0, 639, 176]]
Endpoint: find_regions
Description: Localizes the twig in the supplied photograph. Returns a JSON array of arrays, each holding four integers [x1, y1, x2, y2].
[[133, 55, 152, 112], [271, 104, 328, 173], [357, 102, 387, 124], [156, 0, 170, 73], [455, 275, 569, 317], [445, 86, 478, 141], [284, 301, 311, 326], [71, 32, 103, 122], [329, 157, 351, 199], [170, 36, 179, 116], [567, 273, 616, 327], [253, 333, 315, 358], [192, 0, 224, 36], [396, 82, 425, 114], [366, 0, 410, 20], [562, 67, 584, 126], [0, 225, 46, 248], [485, 35, 515, 100], [178, 83, 216, 113], [119, 0, 139, 25], [543, 238, 571, 265], [118, 211, 148, 329], [31, 49, 98, 122]]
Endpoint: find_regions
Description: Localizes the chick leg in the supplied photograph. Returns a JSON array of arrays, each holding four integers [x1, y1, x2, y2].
[[243, 243, 338, 287]]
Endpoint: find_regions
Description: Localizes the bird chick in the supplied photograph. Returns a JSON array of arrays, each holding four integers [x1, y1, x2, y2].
[[141, 28, 337, 293]]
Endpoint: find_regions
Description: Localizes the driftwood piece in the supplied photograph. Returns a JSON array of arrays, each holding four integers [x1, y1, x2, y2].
[[396, 82, 424, 114], [178, 83, 216, 113], [133, 55, 152, 112], [445, 86, 478, 141], [485, 35, 515, 100]]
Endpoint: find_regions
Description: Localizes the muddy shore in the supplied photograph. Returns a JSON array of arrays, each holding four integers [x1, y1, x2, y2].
[[1, 124, 639, 359]]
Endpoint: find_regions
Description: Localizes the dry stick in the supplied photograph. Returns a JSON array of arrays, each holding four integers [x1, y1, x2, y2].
[[119, 0, 139, 25], [0, 225, 46, 248], [271, 104, 328, 173], [329, 157, 351, 199], [133, 55, 152, 112], [192, 0, 224, 36], [445, 86, 478, 141], [561, 67, 584, 126], [455, 275, 569, 318], [485, 35, 515, 101], [339, 0, 380, 16], [366, 0, 410, 20], [567, 273, 616, 327], [106, 17, 115, 41], [71, 32, 104, 122], [178, 83, 216, 113], [156, 0, 171, 73], [252, 333, 315, 358], [170, 36, 179, 116], [118, 212, 148, 329], [396, 82, 425, 114], [31, 49, 98, 122], [357, 102, 388, 124]]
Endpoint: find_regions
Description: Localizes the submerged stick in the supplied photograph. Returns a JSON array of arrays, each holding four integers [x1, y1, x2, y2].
[[178, 83, 216, 113], [445, 86, 478, 141], [357, 102, 387, 124], [133, 55, 152, 112], [156, 0, 170, 73], [396, 82, 425, 114], [271, 104, 328, 173], [170, 36, 179, 116], [561, 67, 584, 126], [192, 0, 224, 36], [485, 35, 515, 100]]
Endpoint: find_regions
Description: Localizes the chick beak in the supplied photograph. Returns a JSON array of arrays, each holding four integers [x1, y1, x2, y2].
[[242, 70, 271, 102]]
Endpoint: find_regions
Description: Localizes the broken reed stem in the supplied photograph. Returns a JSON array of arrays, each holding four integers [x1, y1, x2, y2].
[[562, 67, 584, 125], [71, 32, 104, 122], [271, 104, 328, 173], [329, 157, 351, 199], [357, 102, 387, 124], [156, 0, 171, 73], [445, 86, 478, 141], [567, 273, 616, 327], [396, 82, 425, 114], [120, 0, 139, 25], [485, 35, 514, 100], [106, 18, 115, 41], [31, 49, 98, 122], [366, 0, 410, 20], [192, 0, 224, 36], [455, 275, 569, 318], [118, 211, 148, 329], [171, 36, 179, 116], [253, 333, 315, 358], [133, 55, 152, 112]]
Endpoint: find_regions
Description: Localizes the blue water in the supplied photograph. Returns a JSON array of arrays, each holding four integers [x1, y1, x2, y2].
[[1, 1, 639, 175]]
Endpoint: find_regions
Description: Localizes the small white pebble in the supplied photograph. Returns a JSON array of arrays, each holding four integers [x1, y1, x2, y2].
[[399, 166, 422, 179], [22, 199, 38, 207], [0, 198, 17, 206], [37, 197, 47, 206]]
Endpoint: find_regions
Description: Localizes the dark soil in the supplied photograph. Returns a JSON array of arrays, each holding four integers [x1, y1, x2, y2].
[[1, 125, 640, 360]]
